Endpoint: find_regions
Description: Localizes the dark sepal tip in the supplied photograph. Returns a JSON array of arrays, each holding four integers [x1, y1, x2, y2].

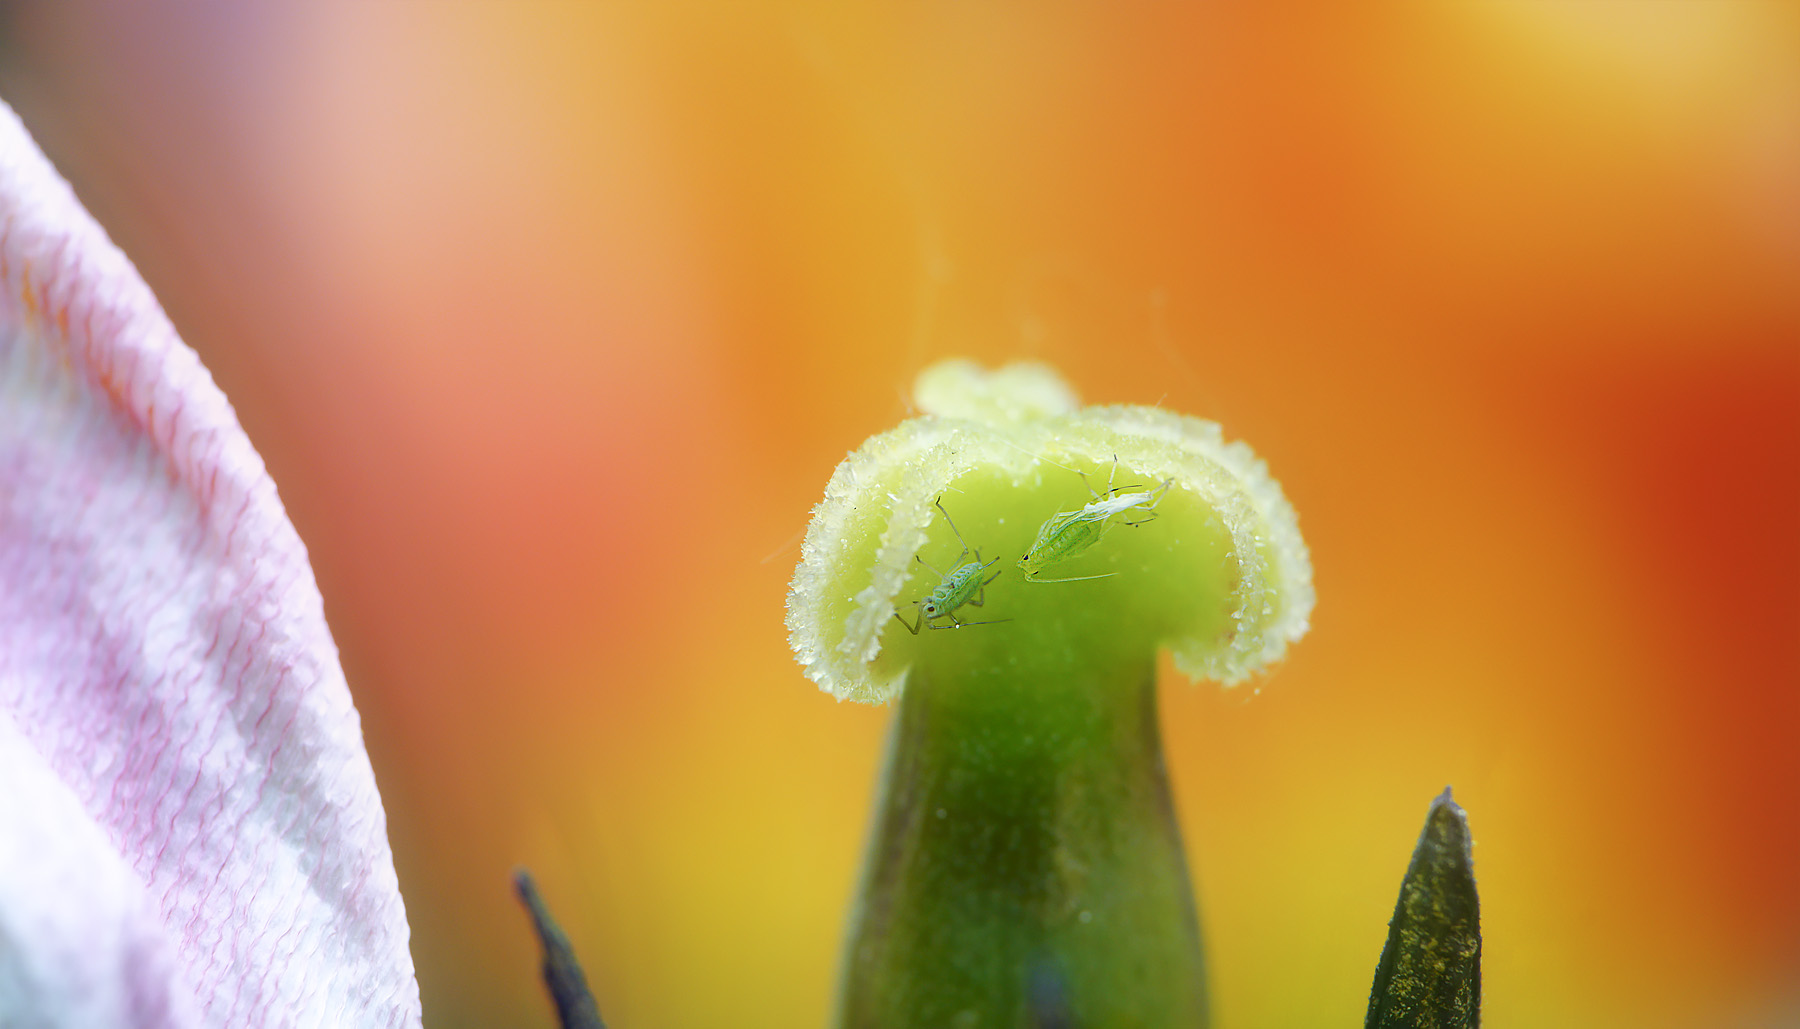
[[1365, 788, 1482, 1029], [514, 867, 607, 1029]]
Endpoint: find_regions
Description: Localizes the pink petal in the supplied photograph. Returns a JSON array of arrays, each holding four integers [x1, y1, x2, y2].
[[0, 99, 420, 1027], [0, 710, 195, 1027]]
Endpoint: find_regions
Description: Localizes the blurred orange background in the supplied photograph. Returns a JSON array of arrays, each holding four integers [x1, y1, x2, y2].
[[3, 3, 1796, 1026]]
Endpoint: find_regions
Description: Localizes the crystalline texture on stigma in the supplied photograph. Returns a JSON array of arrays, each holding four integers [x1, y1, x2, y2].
[[786, 359, 1314, 703]]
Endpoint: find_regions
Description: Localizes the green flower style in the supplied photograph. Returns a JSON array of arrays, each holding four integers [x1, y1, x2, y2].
[[788, 360, 1313, 1028]]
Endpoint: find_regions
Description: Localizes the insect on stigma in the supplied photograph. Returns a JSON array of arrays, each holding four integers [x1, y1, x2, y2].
[[895, 496, 1011, 634], [1017, 457, 1173, 584]]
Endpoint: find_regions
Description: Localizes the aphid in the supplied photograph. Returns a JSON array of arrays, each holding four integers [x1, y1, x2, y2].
[[895, 497, 1010, 634], [1018, 458, 1173, 583]]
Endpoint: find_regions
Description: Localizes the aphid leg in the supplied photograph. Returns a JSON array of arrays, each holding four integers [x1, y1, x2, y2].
[[1077, 455, 1144, 503], [1075, 454, 1116, 502], [1121, 478, 1174, 526], [1073, 466, 1102, 504], [893, 605, 925, 635]]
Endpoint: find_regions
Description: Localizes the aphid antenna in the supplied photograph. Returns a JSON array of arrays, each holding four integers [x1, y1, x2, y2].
[[757, 524, 808, 566], [1022, 571, 1117, 585]]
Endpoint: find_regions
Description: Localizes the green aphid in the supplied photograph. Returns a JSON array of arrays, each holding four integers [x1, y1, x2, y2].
[[895, 497, 1010, 634], [1018, 461, 1172, 584]]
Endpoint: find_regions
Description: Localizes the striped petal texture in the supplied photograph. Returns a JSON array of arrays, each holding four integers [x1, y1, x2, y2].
[[0, 101, 420, 1027]]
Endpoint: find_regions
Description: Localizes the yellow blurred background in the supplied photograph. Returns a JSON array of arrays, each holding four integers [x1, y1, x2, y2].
[[2, 3, 1796, 1026]]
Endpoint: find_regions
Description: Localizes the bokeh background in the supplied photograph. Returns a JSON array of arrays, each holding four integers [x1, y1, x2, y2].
[[3, 3, 1797, 1026]]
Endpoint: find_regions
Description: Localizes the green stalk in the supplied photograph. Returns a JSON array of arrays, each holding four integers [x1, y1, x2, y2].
[[788, 360, 1313, 1029], [839, 657, 1206, 1027]]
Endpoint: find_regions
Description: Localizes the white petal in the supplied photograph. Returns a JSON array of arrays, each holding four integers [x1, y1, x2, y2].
[[0, 708, 196, 1028], [0, 100, 420, 1026]]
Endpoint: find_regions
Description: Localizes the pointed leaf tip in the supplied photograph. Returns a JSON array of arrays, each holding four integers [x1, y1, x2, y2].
[[515, 869, 606, 1029], [1365, 789, 1482, 1028]]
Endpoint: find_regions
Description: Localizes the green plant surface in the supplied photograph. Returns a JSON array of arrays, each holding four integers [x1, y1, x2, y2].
[[788, 359, 1313, 1028]]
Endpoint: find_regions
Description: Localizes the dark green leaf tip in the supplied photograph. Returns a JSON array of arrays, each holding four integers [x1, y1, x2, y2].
[[514, 867, 607, 1029], [1364, 788, 1482, 1029]]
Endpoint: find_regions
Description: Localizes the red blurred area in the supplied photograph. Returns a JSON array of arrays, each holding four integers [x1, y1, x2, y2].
[[2, 3, 1795, 1026]]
